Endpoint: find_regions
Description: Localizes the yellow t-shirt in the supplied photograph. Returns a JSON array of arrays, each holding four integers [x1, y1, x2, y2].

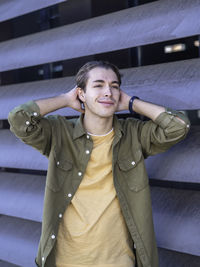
[[55, 129, 135, 267]]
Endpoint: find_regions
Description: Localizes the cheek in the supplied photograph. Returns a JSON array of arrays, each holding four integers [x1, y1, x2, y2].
[[84, 93, 96, 105], [86, 90, 99, 100], [113, 91, 120, 100]]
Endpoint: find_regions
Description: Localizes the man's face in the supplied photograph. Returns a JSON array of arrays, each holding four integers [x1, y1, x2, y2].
[[79, 67, 121, 119]]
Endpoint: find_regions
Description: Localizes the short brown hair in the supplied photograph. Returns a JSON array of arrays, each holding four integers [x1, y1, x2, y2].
[[75, 61, 121, 91]]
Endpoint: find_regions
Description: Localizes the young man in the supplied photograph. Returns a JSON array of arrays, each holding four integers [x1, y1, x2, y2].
[[8, 61, 190, 267]]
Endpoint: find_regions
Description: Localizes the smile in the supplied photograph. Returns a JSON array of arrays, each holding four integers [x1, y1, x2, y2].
[[98, 100, 115, 105]]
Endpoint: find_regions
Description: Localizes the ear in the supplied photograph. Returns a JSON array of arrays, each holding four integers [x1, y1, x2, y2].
[[77, 87, 85, 103]]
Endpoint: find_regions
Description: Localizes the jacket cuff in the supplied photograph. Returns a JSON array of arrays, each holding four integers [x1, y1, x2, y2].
[[154, 108, 190, 130], [8, 101, 41, 136], [12, 100, 41, 116]]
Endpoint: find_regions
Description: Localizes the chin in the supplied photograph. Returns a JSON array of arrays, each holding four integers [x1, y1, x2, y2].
[[98, 112, 115, 118], [85, 106, 116, 118]]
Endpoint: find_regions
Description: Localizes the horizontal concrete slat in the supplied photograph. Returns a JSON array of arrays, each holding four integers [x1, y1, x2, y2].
[[0, 0, 66, 23], [0, 0, 199, 71], [0, 130, 48, 170], [152, 187, 200, 256], [1, 58, 200, 120], [158, 247, 200, 267], [0, 172, 45, 222], [146, 126, 200, 183], [0, 260, 20, 267], [121, 58, 200, 111], [0, 215, 41, 267]]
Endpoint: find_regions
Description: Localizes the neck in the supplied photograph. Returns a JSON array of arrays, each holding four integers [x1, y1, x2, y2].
[[83, 113, 114, 135]]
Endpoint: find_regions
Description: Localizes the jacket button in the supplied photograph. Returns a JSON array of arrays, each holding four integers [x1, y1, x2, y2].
[[85, 150, 90, 154], [25, 121, 30, 125], [51, 234, 56, 239], [33, 112, 38, 116], [78, 172, 82, 176], [86, 135, 90, 139], [59, 213, 62, 218], [131, 161, 135, 166], [57, 161, 60, 166], [42, 257, 45, 261], [67, 193, 72, 198]]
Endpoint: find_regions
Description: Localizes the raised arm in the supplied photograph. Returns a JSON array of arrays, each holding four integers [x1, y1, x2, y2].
[[8, 87, 84, 157], [117, 90, 185, 123], [35, 87, 84, 116], [117, 90, 190, 157]]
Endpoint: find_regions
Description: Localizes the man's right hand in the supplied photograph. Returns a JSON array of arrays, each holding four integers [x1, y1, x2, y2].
[[64, 87, 85, 113]]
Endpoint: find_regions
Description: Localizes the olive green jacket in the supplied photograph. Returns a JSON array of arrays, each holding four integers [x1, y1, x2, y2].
[[8, 101, 190, 267]]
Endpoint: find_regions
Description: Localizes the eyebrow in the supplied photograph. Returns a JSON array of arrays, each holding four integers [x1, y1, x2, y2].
[[93, 80, 120, 85]]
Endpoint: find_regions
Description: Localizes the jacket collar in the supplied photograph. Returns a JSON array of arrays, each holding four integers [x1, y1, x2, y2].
[[73, 114, 87, 140], [113, 115, 124, 138], [73, 114, 124, 140]]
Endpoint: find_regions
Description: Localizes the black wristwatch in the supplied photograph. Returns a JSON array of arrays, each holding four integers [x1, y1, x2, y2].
[[129, 96, 140, 115]]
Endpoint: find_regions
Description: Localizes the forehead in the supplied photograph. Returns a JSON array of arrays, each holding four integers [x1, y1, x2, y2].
[[87, 67, 118, 83]]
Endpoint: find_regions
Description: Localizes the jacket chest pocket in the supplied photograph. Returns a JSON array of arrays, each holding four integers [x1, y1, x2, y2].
[[117, 149, 148, 192], [47, 150, 73, 192]]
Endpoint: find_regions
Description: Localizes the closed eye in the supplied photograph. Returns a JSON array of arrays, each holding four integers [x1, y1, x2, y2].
[[94, 84, 102, 87], [93, 84, 119, 89]]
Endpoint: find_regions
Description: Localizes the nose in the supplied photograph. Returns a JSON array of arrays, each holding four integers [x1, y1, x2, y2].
[[104, 85, 112, 97]]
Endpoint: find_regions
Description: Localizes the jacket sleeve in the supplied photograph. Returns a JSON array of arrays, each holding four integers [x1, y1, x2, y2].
[[137, 108, 190, 158], [8, 101, 54, 157]]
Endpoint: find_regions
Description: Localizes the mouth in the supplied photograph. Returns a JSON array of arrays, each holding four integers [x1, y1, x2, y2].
[[97, 99, 115, 106]]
